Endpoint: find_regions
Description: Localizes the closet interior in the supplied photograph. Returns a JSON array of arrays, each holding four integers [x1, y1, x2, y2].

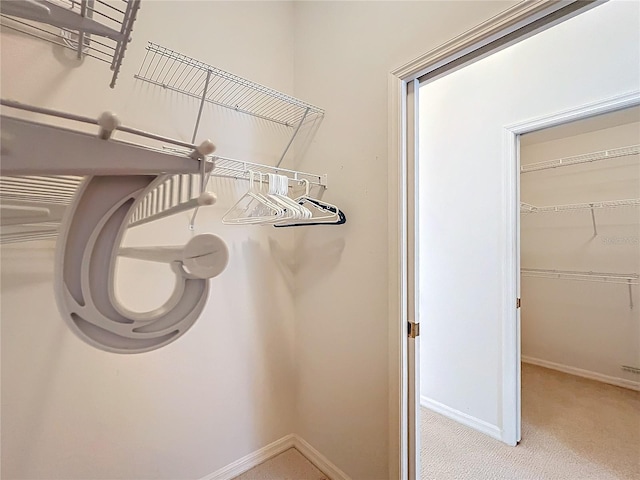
[[0, 3, 344, 354], [520, 105, 640, 390]]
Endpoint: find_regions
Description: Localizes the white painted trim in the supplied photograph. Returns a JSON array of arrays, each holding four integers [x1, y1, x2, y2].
[[505, 91, 640, 134], [293, 435, 352, 480], [522, 356, 640, 392], [199, 434, 351, 480], [200, 434, 295, 480], [500, 122, 521, 447], [392, 0, 574, 79], [388, 71, 408, 480], [420, 396, 503, 442]]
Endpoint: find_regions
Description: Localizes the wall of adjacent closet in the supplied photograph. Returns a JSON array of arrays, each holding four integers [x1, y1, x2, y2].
[[520, 106, 640, 390]]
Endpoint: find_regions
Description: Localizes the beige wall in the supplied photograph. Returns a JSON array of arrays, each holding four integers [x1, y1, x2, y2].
[[292, 2, 517, 478], [1, 1, 540, 479], [1, 2, 298, 479]]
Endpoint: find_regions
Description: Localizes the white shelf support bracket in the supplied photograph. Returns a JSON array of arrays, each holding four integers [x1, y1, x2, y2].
[[55, 174, 228, 354], [277, 107, 310, 168], [192, 70, 212, 144], [590, 205, 598, 237]]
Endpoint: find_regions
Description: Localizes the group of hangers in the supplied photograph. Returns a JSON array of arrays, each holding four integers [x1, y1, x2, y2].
[[222, 171, 346, 227]]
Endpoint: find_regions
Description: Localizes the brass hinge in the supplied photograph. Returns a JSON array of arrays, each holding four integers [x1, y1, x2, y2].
[[516, 298, 521, 309], [408, 321, 420, 338]]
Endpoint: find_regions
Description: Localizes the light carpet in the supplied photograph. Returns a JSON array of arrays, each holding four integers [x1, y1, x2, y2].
[[421, 363, 640, 479], [232, 448, 327, 480]]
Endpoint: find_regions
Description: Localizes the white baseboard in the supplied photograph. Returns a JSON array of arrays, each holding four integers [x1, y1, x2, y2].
[[200, 433, 351, 480], [522, 356, 640, 391], [293, 435, 351, 480], [420, 396, 502, 442], [201, 434, 295, 480]]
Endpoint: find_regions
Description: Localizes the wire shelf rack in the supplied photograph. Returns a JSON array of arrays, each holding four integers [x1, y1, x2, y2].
[[0, 175, 82, 205], [521, 144, 639, 173], [134, 42, 325, 128], [521, 268, 639, 286], [126, 153, 328, 228], [520, 198, 640, 214], [0, 0, 141, 87]]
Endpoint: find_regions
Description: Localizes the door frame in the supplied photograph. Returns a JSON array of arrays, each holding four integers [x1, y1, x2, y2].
[[387, 1, 606, 478]]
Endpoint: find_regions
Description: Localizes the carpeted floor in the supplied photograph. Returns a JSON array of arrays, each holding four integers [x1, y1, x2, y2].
[[233, 448, 327, 480], [235, 364, 639, 479], [421, 363, 640, 479]]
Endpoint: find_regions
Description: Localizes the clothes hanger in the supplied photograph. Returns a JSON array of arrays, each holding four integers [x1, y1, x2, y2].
[[274, 179, 346, 227], [222, 171, 283, 224], [267, 173, 311, 222]]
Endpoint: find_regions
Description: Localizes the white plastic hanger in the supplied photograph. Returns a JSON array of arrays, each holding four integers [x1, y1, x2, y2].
[[222, 171, 283, 224], [266, 173, 311, 221], [275, 179, 342, 226]]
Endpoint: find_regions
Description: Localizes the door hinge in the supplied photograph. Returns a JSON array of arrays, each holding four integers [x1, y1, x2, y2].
[[516, 298, 521, 309], [408, 321, 420, 338]]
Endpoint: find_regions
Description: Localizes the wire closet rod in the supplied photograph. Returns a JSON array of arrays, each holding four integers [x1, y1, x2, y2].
[[521, 144, 639, 173], [521, 268, 639, 285], [521, 198, 640, 213]]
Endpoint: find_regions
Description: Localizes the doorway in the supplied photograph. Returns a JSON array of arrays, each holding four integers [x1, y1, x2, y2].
[[398, 1, 640, 478]]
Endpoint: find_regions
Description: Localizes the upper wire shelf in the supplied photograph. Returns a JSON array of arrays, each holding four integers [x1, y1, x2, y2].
[[134, 42, 325, 128], [521, 144, 639, 173], [0, 0, 141, 87]]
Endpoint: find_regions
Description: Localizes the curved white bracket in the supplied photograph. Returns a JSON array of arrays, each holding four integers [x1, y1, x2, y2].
[[54, 175, 227, 354]]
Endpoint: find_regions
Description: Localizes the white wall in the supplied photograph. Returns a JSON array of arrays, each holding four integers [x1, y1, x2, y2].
[[292, 2, 518, 479], [520, 116, 640, 388], [1, 2, 298, 479], [419, 0, 640, 441]]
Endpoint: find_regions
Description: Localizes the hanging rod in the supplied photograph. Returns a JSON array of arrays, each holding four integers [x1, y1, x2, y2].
[[521, 144, 639, 173], [521, 198, 640, 214], [521, 268, 639, 285], [134, 42, 325, 128], [128, 157, 328, 229]]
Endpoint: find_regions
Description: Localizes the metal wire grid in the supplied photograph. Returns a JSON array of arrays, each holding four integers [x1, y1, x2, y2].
[[0, 0, 140, 87], [134, 42, 325, 128], [520, 198, 640, 214], [521, 144, 640, 173], [0, 224, 60, 244], [129, 174, 198, 227], [211, 155, 326, 186], [521, 268, 639, 286], [0, 176, 83, 205], [0, 176, 81, 244], [128, 155, 327, 227]]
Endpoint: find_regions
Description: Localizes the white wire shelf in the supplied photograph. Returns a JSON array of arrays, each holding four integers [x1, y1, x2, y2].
[[0, 224, 59, 244], [0, 0, 140, 88], [521, 198, 640, 214], [134, 42, 325, 128], [521, 268, 638, 308], [0, 100, 330, 242], [521, 144, 639, 173], [211, 155, 327, 187], [0, 175, 82, 205], [521, 268, 639, 285], [128, 154, 328, 228]]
